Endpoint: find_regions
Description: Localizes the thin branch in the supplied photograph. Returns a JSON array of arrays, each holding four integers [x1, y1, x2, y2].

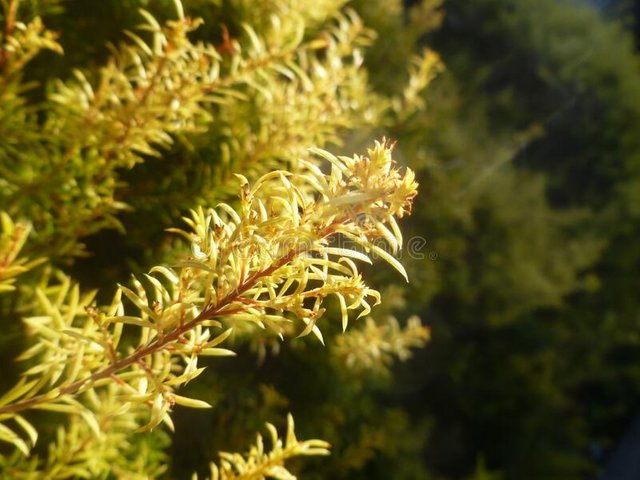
[[0, 221, 343, 416]]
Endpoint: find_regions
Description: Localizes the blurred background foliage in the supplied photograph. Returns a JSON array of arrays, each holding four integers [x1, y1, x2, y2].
[[3, 0, 640, 478]]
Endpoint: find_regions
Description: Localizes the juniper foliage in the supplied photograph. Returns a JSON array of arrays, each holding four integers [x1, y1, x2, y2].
[[0, 0, 437, 477]]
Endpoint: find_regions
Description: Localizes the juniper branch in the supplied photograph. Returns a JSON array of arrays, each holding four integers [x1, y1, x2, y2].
[[0, 140, 417, 457]]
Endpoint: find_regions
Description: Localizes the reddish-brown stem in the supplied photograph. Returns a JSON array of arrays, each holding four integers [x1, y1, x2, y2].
[[0, 222, 346, 416], [0, 0, 19, 72]]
